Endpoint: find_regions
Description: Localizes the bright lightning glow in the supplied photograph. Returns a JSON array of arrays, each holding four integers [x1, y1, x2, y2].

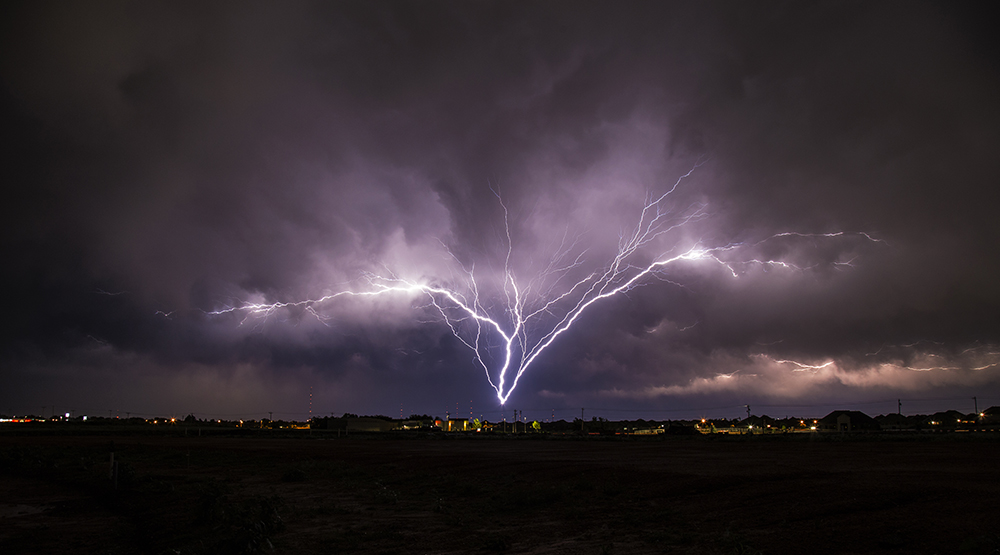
[[204, 168, 882, 405], [772, 359, 837, 371]]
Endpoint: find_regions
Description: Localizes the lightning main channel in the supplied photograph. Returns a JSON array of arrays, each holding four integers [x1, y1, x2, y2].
[[205, 168, 882, 405]]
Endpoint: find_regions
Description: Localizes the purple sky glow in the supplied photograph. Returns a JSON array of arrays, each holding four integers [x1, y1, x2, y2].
[[2, 1, 999, 421]]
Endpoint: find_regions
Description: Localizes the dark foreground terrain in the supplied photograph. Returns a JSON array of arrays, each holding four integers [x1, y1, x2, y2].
[[1, 430, 998, 555]]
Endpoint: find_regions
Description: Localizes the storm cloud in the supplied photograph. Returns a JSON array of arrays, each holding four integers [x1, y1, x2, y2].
[[2, 1, 998, 420]]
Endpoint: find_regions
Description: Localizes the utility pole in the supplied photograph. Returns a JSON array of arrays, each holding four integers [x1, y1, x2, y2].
[[268, 411, 273, 422], [898, 399, 901, 415], [974, 396, 978, 415], [745, 405, 751, 420]]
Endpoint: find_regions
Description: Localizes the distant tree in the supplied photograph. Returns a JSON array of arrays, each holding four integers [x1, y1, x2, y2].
[[184, 414, 197, 423], [408, 414, 434, 421], [311, 416, 336, 429], [341, 413, 359, 418]]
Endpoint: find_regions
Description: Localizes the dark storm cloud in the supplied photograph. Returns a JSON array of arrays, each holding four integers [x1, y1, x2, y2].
[[2, 1, 998, 418]]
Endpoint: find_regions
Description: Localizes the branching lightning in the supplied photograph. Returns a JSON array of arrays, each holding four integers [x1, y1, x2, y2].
[[772, 359, 836, 372], [205, 168, 883, 405]]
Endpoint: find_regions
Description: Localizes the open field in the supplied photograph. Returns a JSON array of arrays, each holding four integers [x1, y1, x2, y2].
[[2, 430, 998, 554]]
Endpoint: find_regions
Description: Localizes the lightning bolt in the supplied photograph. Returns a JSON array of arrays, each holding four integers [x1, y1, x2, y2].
[[202, 167, 883, 405], [772, 359, 836, 372]]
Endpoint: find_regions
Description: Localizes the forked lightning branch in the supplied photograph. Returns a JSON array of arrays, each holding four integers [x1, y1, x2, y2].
[[206, 168, 881, 404]]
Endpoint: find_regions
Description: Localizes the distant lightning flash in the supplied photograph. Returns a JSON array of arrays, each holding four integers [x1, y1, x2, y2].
[[772, 359, 836, 372], [206, 168, 882, 405]]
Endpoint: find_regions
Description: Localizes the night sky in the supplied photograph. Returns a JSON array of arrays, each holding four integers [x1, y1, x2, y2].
[[3, 1, 999, 422]]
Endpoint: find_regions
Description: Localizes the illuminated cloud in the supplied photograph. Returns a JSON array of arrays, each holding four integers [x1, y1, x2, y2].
[[1, 2, 998, 417], [596, 350, 1000, 402]]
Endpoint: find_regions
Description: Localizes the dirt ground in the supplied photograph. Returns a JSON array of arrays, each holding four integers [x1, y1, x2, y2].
[[1, 430, 998, 554]]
